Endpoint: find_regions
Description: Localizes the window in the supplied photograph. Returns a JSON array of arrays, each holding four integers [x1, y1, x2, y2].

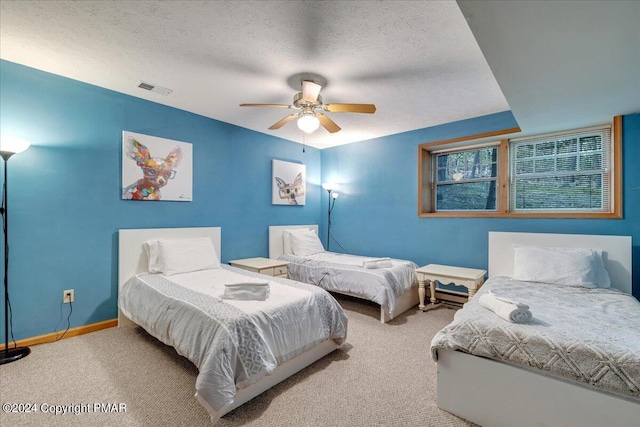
[[418, 117, 622, 218], [510, 127, 611, 212], [434, 146, 499, 211]]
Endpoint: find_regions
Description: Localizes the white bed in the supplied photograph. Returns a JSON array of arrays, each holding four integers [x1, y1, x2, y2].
[[118, 227, 347, 424], [269, 224, 419, 323], [433, 231, 640, 427]]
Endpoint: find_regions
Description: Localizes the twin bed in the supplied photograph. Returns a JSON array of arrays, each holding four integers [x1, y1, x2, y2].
[[431, 231, 640, 427], [268, 224, 419, 323], [117, 227, 347, 424]]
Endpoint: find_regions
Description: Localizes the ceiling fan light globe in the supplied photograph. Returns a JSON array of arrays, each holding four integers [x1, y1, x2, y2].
[[297, 115, 320, 133]]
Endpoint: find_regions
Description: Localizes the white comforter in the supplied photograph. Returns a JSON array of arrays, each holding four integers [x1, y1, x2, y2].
[[431, 276, 640, 399], [279, 251, 417, 317], [119, 265, 348, 421]]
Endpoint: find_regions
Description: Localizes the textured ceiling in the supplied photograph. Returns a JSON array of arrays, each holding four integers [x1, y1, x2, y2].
[[0, 0, 510, 149], [2, 1, 637, 150]]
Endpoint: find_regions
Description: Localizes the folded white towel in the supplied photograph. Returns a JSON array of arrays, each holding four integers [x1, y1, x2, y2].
[[363, 258, 392, 269], [479, 292, 532, 323], [222, 280, 270, 301], [224, 280, 269, 287]]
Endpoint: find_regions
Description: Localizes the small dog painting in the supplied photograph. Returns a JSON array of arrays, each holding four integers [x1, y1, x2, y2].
[[272, 160, 306, 205], [275, 173, 305, 205], [121, 132, 193, 202]]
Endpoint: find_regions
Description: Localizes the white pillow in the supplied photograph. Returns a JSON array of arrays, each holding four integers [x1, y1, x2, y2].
[[156, 237, 220, 276], [289, 229, 325, 257], [513, 245, 610, 288], [282, 228, 311, 255], [143, 240, 162, 273]]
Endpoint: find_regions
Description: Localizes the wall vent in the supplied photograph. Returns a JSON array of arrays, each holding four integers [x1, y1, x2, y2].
[[136, 81, 173, 96]]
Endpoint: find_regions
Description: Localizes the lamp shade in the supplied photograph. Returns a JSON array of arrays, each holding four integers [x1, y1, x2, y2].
[[297, 115, 320, 133], [322, 183, 335, 191], [331, 192, 339, 199], [0, 135, 30, 155]]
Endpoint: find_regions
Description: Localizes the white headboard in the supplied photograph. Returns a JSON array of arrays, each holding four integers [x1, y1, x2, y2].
[[488, 232, 632, 294], [268, 224, 319, 259], [117, 227, 222, 326]]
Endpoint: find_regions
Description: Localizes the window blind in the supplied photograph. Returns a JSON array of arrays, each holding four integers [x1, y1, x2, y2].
[[509, 126, 611, 212]]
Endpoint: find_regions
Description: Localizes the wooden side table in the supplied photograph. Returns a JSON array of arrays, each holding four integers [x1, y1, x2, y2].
[[415, 264, 486, 311], [228, 257, 289, 278]]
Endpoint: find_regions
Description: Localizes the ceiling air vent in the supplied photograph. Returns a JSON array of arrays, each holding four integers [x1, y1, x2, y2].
[[136, 81, 173, 96]]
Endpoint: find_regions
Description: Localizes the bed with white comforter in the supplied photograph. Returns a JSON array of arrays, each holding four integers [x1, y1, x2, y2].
[[268, 223, 418, 323], [118, 227, 349, 424], [431, 276, 640, 399], [119, 265, 348, 420], [279, 251, 417, 318]]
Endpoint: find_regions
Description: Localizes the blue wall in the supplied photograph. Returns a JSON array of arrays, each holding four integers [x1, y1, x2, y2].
[[321, 112, 640, 298], [0, 60, 321, 341], [2, 59, 638, 342]]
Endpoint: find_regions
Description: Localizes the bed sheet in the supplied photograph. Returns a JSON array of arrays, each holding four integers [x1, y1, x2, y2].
[[430, 276, 640, 399], [278, 251, 417, 316], [119, 265, 348, 419]]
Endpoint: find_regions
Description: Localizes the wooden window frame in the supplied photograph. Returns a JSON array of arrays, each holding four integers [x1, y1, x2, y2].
[[418, 117, 622, 219]]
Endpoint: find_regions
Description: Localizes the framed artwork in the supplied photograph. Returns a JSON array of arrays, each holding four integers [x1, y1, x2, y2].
[[272, 160, 306, 205], [121, 131, 193, 201]]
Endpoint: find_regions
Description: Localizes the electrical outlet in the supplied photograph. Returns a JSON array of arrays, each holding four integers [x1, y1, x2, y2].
[[63, 289, 74, 304]]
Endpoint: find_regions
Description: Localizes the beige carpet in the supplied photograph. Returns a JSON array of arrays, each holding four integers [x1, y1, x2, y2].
[[0, 295, 472, 427]]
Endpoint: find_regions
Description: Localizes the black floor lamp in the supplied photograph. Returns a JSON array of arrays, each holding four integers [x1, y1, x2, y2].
[[0, 135, 31, 365], [322, 183, 339, 251]]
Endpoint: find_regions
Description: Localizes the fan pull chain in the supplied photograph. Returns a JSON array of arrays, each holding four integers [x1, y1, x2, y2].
[[302, 132, 306, 153]]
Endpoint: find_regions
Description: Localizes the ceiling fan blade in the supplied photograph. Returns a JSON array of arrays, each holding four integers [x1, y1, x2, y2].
[[268, 114, 298, 130], [324, 103, 376, 114], [317, 113, 341, 133], [240, 103, 293, 108], [302, 80, 322, 102]]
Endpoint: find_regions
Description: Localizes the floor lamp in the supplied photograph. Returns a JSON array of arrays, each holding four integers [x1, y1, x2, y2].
[[322, 183, 339, 251], [0, 135, 31, 365]]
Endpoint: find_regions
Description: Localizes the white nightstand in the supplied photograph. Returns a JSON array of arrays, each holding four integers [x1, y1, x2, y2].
[[415, 264, 486, 310], [228, 257, 289, 278]]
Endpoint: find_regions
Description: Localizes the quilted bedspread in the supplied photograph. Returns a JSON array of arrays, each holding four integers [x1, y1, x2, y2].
[[279, 251, 417, 317], [430, 276, 640, 399]]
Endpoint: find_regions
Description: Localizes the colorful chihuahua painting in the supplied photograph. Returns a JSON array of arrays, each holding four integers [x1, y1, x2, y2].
[[275, 173, 305, 205], [122, 138, 183, 201]]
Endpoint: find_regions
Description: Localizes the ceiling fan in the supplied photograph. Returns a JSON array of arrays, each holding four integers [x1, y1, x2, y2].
[[240, 80, 376, 134]]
